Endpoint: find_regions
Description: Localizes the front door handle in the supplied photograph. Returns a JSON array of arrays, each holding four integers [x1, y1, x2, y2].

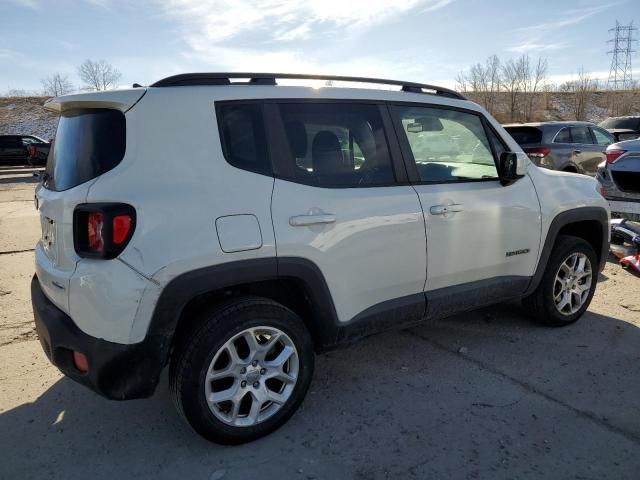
[[289, 214, 336, 227], [573, 149, 582, 154], [430, 204, 464, 216]]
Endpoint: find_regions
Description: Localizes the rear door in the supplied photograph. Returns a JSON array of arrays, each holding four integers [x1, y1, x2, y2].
[[269, 101, 427, 325], [569, 126, 600, 175], [389, 104, 540, 318]]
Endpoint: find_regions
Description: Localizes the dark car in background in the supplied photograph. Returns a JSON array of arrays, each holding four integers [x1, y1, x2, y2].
[[26, 140, 51, 166], [599, 116, 640, 142], [0, 135, 48, 166], [597, 138, 640, 221], [503, 121, 614, 176]]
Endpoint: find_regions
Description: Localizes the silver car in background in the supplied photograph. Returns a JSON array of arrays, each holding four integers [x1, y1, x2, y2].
[[597, 139, 640, 220], [504, 121, 614, 176]]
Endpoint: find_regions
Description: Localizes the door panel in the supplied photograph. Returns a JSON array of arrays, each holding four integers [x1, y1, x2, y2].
[[272, 181, 426, 322], [389, 104, 542, 297], [268, 101, 426, 323], [414, 178, 541, 291]]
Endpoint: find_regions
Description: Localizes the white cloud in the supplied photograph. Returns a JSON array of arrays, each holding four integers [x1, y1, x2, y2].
[[159, 0, 453, 49], [506, 41, 568, 54], [515, 3, 615, 34], [10, 0, 39, 9]]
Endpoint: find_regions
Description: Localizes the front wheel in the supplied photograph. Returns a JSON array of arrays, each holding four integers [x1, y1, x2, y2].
[[524, 235, 598, 326], [169, 297, 314, 444]]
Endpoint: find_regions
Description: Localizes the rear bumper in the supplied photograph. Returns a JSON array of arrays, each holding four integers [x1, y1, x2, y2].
[[31, 274, 166, 400]]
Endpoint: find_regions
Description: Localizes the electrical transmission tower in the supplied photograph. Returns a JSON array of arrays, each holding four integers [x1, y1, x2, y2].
[[607, 21, 637, 90]]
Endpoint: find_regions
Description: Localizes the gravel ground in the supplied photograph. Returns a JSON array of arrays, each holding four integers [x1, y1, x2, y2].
[[0, 170, 639, 479]]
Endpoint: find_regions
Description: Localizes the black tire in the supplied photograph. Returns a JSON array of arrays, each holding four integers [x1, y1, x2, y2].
[[169, 297, 314, 444], [523, 235, 598, 326]]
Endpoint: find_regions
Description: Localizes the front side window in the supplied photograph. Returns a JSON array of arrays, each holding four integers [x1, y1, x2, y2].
[[277, 103, 394, 187], [570, 126, 594, 144], [217, 103, 270, 175], [392, 106, 499, 182], [592, 127, 614, 146]]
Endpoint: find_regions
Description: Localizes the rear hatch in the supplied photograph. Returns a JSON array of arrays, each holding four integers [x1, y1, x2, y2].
[[503, 126, 546, 163], [610, 152, 640, 195], [35, 88, 145, 312]]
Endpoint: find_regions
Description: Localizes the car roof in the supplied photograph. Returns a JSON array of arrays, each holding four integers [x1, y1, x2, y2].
[[503, 121, 595, 128]]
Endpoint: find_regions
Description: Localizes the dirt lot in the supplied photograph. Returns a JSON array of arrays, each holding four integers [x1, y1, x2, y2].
[[0, 170, 639, 480]]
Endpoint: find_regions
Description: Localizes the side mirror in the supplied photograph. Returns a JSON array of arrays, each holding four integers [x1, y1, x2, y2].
[[498, 152, 526, 186]]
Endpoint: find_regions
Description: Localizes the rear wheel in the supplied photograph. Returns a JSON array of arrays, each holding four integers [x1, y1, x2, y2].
[[524, 235, 598, 326], [169, 297, 314, 444]]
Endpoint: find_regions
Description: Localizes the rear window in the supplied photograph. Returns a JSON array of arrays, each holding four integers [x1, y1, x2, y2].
[[217, 103, 271, 175], [599, 118, 640, 130], [504, 127, 542, 145], [44, 109, 125, 192]]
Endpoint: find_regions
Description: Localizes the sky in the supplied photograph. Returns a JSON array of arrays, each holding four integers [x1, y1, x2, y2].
[[1, 0, 638, 93]]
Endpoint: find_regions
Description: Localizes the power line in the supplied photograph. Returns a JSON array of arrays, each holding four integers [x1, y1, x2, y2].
[[607, 20, 637, 90]]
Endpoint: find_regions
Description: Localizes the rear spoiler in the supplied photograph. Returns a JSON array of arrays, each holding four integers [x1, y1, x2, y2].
[[44, 88, 147, 114]]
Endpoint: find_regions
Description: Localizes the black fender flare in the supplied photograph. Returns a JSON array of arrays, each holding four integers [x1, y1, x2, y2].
[[523, 206, 608, 296], [145, 257, 339, 364]]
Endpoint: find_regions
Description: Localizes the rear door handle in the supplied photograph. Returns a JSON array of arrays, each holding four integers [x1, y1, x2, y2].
[[430, 204, 464, 216], [573, 149, 582, 154], [289, 214, 336, 227]]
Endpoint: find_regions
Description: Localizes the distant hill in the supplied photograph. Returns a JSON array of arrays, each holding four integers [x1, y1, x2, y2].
[[0, 96, 58, 140], [0, 91, 638, 141]]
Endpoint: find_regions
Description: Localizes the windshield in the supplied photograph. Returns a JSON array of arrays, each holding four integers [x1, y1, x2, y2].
[[44, 108, 126, 192], [599, 118, 640, 130]]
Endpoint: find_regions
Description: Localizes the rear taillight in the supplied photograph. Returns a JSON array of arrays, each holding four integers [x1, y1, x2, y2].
[[74, 204, 136, 259], [27, 145, 36, 157], [606, 149, 626, 164], [523, 147, 550, 158]]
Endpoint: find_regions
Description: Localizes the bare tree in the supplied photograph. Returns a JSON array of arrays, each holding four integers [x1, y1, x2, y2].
[[41, 73, 74, 97], [78, 59, 121, 91], [519, 55, 548, 122], [501, 58, 522, 122], [560, 68, 597, 120], [456, 55, 501, 114]]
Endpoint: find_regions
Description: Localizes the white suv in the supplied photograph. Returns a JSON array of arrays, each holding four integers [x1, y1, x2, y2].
[[32, 73, 609, 444]]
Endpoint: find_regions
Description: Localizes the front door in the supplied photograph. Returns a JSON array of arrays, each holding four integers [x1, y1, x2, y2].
[[389, 104, 541, 316], [269, 102, 427, 324]]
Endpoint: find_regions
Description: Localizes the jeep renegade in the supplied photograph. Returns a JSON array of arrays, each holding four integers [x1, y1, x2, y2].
[[31, 73, 609, 444]]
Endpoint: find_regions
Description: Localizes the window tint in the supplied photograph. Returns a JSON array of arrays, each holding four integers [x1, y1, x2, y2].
[[592, 127, 614, 146], [45, 109, 125, 192], [554, 128, 571, 143], [393, 106, 498, 182], [21, 137, 37, 146], [570, 126, 594, 144], [218, 103, 270, 175], [277, 103, 394, 187], [0, 136, 19, 148], [504, 126, 542, 145]]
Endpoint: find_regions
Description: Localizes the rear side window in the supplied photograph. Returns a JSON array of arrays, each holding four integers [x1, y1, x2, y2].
[[276, 103, 394, 187], [45, 109, 125, 192], [504, 127, 542, 145], [570, 126, 594, 144], [217, 103, 270, 175]]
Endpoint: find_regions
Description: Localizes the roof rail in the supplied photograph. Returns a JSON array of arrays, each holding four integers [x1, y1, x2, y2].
[[150, 73, 465, 100]]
